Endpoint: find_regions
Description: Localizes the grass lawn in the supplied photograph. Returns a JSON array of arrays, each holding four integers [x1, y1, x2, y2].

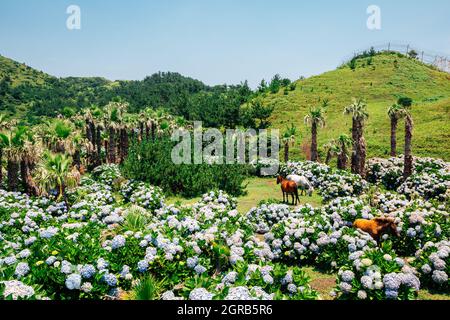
[[236, 177, 323, 213], [166, 176, 323, 214]]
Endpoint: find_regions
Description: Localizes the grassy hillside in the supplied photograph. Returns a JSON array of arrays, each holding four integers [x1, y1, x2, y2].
[[263, 52, 450, 161]]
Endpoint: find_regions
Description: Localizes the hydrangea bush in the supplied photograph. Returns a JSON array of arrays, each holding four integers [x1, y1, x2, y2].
[[334, 244, 421, 300], [280, 161, 368, 202], [0, 155, 449, 300], [413, 240, 449, 291]]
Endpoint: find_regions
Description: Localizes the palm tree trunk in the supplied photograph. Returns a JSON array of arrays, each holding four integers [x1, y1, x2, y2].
[[95, 126, 102, 165], [104, 140, 109, 161], [311, 122, 318, 162], [120, 128, 129, 163], [355, 119, 365, 176], [325, 150, 332, 165], [7, 159, 19, 192], [73, 149, 81, 170], [351, 118, 359, 174], [390, 116, 398, 157], [337, 151, 347, 170], [108, 127, 116, 164], [403, 115, 414, 180], [85, 119, 93, 143], [359, 136, 367, 178], [337, 148, 347, 170], [20, 159, 29, 194], [151, 121, 156, 141], [145, 123, 150, 139], [139, 122, 144, 141], [284, 142, 289, 162]]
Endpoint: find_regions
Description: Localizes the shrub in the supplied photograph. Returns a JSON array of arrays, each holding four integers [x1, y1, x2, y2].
[[122, 137, 248, 197]]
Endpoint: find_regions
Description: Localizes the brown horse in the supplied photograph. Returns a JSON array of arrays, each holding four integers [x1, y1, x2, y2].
[[277, 175, 300, 205], [353, 217, 400, 244]]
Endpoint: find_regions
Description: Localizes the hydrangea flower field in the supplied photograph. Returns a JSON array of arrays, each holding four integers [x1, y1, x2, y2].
[[1, 158, 448, 300]]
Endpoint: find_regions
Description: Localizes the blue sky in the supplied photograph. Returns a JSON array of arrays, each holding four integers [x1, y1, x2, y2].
[[0, 0, 449, 87]]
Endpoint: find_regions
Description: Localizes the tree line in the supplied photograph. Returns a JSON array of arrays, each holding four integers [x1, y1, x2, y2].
[[0, 58, 289, 129]]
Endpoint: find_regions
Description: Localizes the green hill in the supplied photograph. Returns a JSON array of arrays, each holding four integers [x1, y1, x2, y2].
[[263, 52, 450, 161], [0, 55, 209, 121]]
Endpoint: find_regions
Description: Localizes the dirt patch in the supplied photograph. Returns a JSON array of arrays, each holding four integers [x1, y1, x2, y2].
[[309, 277, 336, 300]]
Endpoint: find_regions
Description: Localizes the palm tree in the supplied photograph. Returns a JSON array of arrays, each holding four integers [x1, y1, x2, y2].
[[0, 113, 11, 187], [82, 108, 99, 168], [103, 101, 128, 164], [0, 127, 27, 191], [34, 152, 78, 201], [46, 119, 74, 153], [398, 98, 414, 179], [282, 124, 298, 162], [323, 139, 340, 165], [336, 134, 353, 170], [387, 104, 404, 157], [304, 100, 328, 162], [344, 98, 369, 176], [19, 137, 42, 195]]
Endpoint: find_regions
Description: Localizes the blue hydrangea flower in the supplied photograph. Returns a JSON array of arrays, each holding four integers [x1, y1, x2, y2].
[[341, 270, 355, 282], [263, 274, 274, 284], [221, 272, 237, 285], [383, 273, 402, 291], [385, 289, 398, 300], [431, 270, 448, 285], [137, 260, 149, 273], [120, 265, 130, 278], [339, 282, 352, 294], [61, 261, 72, 274], [15, 262, 30, 278], [421, 264, 432, 274], [65, 274, 82, 290], [80, 264, 96, 279], [361, 276, 374, 289], [194, 265, 207, 274], [189, 288, 214, 300], [18, 249, 31, 259], [103, 273, 117, 287], [45, 256, 57, 265], [357, 290, 367, 300], [400, 273, 420, 291], [187, 256, 198, 269], [111, 235, 126, 250], [4, 256, 17, 266], [97, 258, 109, 270], [81, 282, 93, 293], [287, 284, 297, 294], [433, 258, 446, 271]]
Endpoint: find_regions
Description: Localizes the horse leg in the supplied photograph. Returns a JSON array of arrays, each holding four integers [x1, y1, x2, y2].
[[291, 193, 294, 205], [295, 190, 300, 205]]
